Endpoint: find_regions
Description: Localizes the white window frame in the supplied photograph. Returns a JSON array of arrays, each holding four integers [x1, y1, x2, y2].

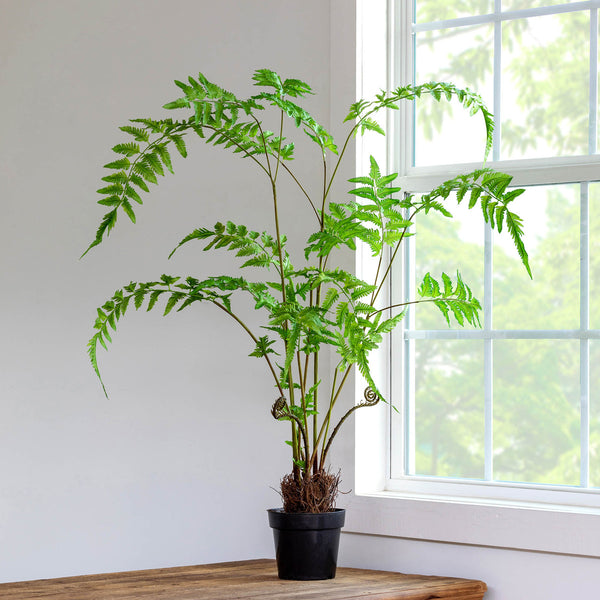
[[347, 0, 600, 557]]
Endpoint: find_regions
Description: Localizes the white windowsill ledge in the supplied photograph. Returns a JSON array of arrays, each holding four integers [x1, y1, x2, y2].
[[341, 491, 600, 558]]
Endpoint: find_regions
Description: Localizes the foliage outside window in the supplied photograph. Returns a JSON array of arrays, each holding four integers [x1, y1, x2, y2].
[[389, 0, 600, 498]]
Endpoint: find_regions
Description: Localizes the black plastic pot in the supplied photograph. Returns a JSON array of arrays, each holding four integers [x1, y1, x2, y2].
[[267, 508, 346, 580]]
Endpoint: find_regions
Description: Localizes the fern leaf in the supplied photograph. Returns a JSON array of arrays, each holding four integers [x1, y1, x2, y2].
[[169, 134, 187, 157], [147, 290, 164, 311], [129, 173, 150, 193], [112, 142, 140, 157], [104, 158, 131, 170], [155, 144, 174, 174], [101, 171, 128, 185], [145, 152, 164, 177], [163, 97, 190, 110], [124, 185, 143, 205], [164, 292, 184, 315], [81, 210, 117, 258], [87, 336, 108, 398], [433, 300, 451, 326], [121, 199, 136, 223], [241, 256, 272, 269], [96, 183, 123, 195], [97, 195, 121, 207], [119, 125, 150, 142], [505, 210, 532, 278], [133, 161, 158, 185]]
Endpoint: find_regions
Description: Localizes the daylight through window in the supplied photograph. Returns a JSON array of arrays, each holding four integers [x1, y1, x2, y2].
[[388, 0, 600, 502]]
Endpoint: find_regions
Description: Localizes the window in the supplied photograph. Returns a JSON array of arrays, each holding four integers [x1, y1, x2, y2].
[[348, 0, 600, 556], [384, 0, 600, 506]]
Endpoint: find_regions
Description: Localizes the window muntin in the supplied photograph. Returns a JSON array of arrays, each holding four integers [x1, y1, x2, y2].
[[590, 182, 600, 327], [391, 1, 600, 501], [415, 1, 495, 23], [412, 1, 599, 166], [503, 0, 585, 11]]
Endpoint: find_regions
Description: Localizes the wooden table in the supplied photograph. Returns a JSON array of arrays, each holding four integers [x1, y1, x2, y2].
[[0, 558, 487, 599]]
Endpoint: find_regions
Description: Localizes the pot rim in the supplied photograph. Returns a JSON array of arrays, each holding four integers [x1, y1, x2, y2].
[[267, 507, 346, 530]]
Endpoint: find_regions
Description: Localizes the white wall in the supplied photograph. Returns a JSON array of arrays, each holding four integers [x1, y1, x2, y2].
[[0, 0, 330, 583]]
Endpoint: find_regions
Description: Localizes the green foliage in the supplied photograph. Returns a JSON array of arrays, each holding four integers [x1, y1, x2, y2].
[[418, 272, 481, 327], [249, 336, 278, 359], [169, 220, 290, 274], [345, 81, 494, 160], [412, 168, 532, 277], [84, 68, 531, 489]]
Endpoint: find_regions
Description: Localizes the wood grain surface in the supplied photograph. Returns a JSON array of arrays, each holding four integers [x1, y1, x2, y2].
[[0, 558, 487, 599]]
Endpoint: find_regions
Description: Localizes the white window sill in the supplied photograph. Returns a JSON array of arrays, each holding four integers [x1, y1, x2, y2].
[[341, 490, 600, 557]]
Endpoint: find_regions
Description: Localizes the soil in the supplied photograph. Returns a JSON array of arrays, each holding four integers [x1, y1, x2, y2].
[[279, 470, 341, 513]]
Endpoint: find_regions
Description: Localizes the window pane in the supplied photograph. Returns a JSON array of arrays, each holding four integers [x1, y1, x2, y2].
[[494, 339, 580, 486], [590, 340, 600, 488], [493, 184, 579, 330], [502, 0, 583, 9], [413, 340, 484, 479], [414, 23, 493, 166], [501, 11, 590, 159], [591, 183, 600, 328], [414, 195, 484, 330], [415, 0, 494, 23]]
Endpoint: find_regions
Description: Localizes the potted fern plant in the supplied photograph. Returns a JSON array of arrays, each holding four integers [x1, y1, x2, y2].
[[84, 68, 530, 580]]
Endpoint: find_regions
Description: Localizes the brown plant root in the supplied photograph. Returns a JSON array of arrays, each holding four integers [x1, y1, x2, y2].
[[279, 470, 341, 513]]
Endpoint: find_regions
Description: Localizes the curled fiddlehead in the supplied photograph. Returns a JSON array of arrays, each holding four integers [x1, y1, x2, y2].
[[271, 396, 289, 420], [362, 386, 379, 407]]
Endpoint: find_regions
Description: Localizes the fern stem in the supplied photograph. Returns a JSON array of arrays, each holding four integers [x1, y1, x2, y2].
[[273, 110, 284, 182], [278, 161, 320, 222], [319, 366, 351, 467], [371, 209, 418, 305], [367, 296, 462, 318], [269, 160, 300, 462], [252, 115, 273, 178], [212, 300, 284, 395], [302, 352, 310, 396], [199, 123, 270, 176], [320, 156, 327, 227], [323, 123, 359, 206], [309, 364, 350, 471], [369, 195, 388, 304], [296, 350, 309, 448], [126, 124, 184, 186], [317, 366, 341, 469], [307, 364, 337, 474]]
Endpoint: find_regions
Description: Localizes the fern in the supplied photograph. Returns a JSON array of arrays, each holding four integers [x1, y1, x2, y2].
[[346, 82, 494, 161], [417, 272, 482, 327], [84, 68, 533, 488]]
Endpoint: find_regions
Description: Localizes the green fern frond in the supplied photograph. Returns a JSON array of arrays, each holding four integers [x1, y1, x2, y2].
[[505, 210, 532, 278], [119, 125, 150, 142], [112, 142, 140, 157]]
